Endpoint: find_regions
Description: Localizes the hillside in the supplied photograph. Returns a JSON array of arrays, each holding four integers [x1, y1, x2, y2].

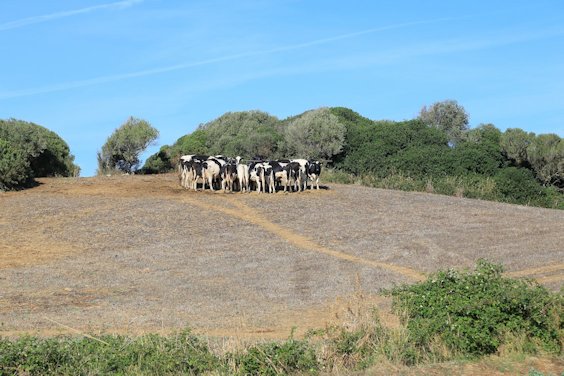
[[0, 174, 562, 338]]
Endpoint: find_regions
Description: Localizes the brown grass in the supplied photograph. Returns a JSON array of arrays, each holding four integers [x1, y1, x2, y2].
[[0, 174, 562, 340]]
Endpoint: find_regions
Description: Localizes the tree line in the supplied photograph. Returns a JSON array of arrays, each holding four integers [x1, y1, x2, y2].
[[141, 102, 562, 208], [1, 101, 562, 208]]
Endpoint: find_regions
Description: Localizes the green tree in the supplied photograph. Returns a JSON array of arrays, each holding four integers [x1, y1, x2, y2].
[[526, 133, 563, 189], [97, 117, 159, 175], [451, 124, 504, 176], [500, 128, 535, 167], [282, 107, 346, 161], [419, 100, 469, 145], [198, 111, 280, 158], [139, 146, 173, 174], [335, 118, 450, 176], [170, 129, 209, 157], [494, 167, 546, 205]]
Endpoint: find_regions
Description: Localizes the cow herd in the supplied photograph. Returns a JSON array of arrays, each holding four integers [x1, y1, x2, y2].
[[179, 155, 322, 193]]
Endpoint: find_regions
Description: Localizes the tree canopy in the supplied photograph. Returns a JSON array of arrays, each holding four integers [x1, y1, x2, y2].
[[97, 117, 159, 175], [281, 108, 346, 161], [418, 100, 469, 145]]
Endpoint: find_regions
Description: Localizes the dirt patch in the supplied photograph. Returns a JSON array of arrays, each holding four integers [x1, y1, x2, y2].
[[1, 174, 562, 338]]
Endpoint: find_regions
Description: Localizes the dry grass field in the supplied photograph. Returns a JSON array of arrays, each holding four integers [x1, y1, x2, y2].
[[1, 174, 563, 340]]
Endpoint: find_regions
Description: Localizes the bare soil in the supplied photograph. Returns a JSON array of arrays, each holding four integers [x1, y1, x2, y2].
[[1, 174, 562, 339]]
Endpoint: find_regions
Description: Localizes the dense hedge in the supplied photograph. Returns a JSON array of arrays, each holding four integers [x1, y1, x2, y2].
[[0, 119, 79, 190]]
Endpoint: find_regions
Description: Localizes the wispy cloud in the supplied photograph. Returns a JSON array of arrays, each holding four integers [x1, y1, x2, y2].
[[0, 17, 456, 99], [2, 17, 562, 100], [0, 0, 143, 31]]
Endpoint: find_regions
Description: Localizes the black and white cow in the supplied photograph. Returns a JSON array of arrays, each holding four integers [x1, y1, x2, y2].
[[179, 154, 209, 189], [235, 156, 249, 192], [268, 160, 292, 193], [190, 160, 205, 190], [220, 161, 238, 192], [248, 160, 265, 193], [307, 160, 322, 190], [202, 157, 224, 191], [290, 159, 309, 192], [285, 161, 301, 192]]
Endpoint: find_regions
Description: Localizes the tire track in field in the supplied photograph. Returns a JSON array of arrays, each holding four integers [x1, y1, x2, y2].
[[506, 263, 564, 278], [506, 263, 564, 284], [178, 194, 425, 282]]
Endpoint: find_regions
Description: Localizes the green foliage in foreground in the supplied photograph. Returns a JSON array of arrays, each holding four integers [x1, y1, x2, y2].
[[387, 260, 563, 358], [1, 262, 561, 375], [228, 337, 319, 375], [0, 330, 219, 375]]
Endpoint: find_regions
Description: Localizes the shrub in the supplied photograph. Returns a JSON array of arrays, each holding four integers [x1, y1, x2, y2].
[[494, 167, 546, 205], [0, 119, 79, 190], [0, 138, 31, 190], [231, 337, 319, 375], [170, 129, 209, 158], [321, 168, 357, 185], [334, 119, 450, 177], [199, 110, 281, 158], [387, 260, 563, 358], [0, 330, 219, 375], [139, 146, 173, 174]]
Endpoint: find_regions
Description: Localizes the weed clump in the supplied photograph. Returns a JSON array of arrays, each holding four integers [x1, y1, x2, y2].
[[228, 335, 319, 375]]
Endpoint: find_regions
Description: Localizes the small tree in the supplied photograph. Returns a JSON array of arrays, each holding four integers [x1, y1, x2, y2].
[[198, 111, 280, 158], [97, 117, 159, 175], [419, 100, 469, 146], [282, 108, 346, 161], [526, 133, 563, 189], [500, 128, 535, 167]]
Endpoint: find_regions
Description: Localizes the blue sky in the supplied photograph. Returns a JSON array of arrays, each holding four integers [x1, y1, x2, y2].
[[1, 0, 563, 176]]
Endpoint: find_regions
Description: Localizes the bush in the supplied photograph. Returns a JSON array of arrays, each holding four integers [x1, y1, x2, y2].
[[494, 167, 547, 205], [334, 119, 450, 176], [231, 337, 319, 375], [199, 111, 281, 158], [0, 138, 31, 190], [170, 129, 209, 158], [139, 146, 173, 174], [0, 119, 79, 190], [0, 330, 219, 375], [388, 260, 562, 358]]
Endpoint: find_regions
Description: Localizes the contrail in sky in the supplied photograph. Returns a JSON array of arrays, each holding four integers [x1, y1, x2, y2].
[[0, 18, 458, 100], [0, 0, 143, 31], [2, 16, 559, 100]]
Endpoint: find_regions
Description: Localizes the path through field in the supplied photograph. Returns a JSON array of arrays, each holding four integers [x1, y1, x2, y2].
[[1, 174, 562, 338]]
